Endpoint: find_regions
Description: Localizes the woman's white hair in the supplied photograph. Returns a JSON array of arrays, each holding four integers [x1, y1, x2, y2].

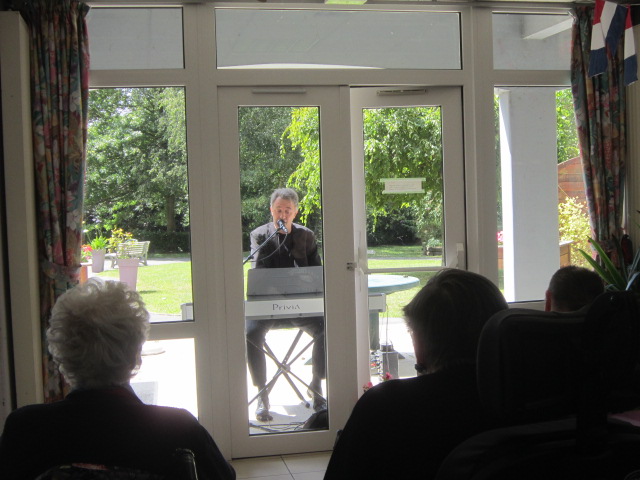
[[46, 279, 150, 389]]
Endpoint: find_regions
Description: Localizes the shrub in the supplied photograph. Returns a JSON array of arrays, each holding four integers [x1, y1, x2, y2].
[[558, 196, 591, 268], [132, 230, 191, 254]]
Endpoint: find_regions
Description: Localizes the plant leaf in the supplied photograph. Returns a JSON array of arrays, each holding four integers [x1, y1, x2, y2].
[[587, 238, 627, 290]]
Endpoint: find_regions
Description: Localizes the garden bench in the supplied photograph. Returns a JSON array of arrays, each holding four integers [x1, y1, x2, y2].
[[108, 240, 151, 268]]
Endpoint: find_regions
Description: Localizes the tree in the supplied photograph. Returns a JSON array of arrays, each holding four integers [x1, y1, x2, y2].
[[85, 88, 189, 234], [284, 106, 443, 246], [238, 106, 310, 248], [556, 88, 580, 165]]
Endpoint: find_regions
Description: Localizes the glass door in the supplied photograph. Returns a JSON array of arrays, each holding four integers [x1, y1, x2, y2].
[[350, 87, 466, 385], [217, 87, 357, 458], [217, 86, 465, 458]]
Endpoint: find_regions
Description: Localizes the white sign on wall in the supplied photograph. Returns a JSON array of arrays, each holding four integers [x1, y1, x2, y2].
[[380, 178, 425, 194]]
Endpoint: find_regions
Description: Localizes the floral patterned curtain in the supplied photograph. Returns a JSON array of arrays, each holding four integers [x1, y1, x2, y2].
[[23, 0, 90, 402], [571, 6, 627, 261]]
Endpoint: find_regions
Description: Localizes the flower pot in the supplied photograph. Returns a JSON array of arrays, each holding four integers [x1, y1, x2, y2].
[[118, 258, 140, 290], [91, 248, 106, 273], [80, 263, 90, 284]]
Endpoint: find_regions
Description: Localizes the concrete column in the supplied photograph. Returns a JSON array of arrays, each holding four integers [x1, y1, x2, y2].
[[499, 87, 560, 302]]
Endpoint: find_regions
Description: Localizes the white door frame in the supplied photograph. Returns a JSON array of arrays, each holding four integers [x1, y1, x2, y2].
[[217, 86, 364, 458], [349, 86, 467, 276]]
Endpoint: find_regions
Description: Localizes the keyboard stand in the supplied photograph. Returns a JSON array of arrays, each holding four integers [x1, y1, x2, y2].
[[248, 328, 322, 409]]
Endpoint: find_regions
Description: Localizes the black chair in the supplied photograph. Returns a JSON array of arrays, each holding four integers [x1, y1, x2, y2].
[[35, 448, 198, 480], [436, 291, 640, 480]]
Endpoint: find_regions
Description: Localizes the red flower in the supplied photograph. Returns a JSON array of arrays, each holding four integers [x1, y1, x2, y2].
[[362, 381, 374, 393]]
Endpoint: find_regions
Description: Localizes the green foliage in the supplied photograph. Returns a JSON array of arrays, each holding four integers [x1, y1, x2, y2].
[[556, 89, 580, 165], [89, 236, 108, 250], [107, 228, 133, 252], [85, 88, 189, 235], [134, 230, 191, 253], [282, 107, 322, 222], [363, 107, 443, 221], [578, 211, 640, 292], [239, 106, 311, 248], [558, 196, 590, 268], [284, 106, 443, 247], [366, 209, 419, 246], [96, 262, 193, 314]]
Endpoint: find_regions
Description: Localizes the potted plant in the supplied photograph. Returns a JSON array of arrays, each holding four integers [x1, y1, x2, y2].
[[80, 244, 92, 283], [107, 228, 133, 251], [113, 233, 139, 290], [89, 236, 108, 273], [578, 211, 640, 293]]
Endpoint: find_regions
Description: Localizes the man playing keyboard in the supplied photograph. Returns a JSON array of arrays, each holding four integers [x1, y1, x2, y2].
[[246, 188, 326, 422]]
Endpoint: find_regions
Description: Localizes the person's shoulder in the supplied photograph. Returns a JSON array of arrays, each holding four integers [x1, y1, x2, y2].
[[1, 401, 62, 436], [362, 367, 475, 402], [358, 377, 422, 406], [291, 223, 313, 235], [139, 403, 199, 423], [251, 223, 271, 235]]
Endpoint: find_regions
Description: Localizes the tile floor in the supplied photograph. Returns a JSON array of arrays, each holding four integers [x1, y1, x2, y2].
[[230, 451, 331, 479]]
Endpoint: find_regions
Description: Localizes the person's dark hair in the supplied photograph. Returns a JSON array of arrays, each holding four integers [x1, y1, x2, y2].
[[46, 279, 150, 389], [403, 269, 508, 374], [548, 266, 604, 312], [270, 188, 299, 208]]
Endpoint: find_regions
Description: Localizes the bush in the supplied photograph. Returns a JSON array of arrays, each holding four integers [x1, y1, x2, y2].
[[366, 210, 419, 246], [558, 196, 591, 268], [132, 230, 191, 254]]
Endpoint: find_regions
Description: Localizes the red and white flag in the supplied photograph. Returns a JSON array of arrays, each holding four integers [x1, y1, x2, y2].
[[624, 7, 638, 85], [589, 0, 628, 77]]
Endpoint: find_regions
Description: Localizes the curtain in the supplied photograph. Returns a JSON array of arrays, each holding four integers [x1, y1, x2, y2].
[[24, 0, 90, 402], [571, 6, 627, 263]]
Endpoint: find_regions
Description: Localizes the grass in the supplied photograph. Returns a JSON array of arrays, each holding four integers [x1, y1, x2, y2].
[[102, 246, 440, 316], [96, 262, 193, 315]]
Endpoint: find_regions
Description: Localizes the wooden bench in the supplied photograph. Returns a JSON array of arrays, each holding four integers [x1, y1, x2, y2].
[[109, 240, 151, 267]]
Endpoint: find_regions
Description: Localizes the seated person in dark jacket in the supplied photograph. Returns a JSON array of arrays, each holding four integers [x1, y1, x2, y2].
[[247, 188, 325, 422], [0, 279, 235, 480], [324, 269, 508, 480], [545, 265, 604, 312]]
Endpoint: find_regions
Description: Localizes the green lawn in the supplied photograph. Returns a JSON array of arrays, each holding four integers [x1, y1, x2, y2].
[[102, 246, 439, 316], [96, 262, 193, 315]]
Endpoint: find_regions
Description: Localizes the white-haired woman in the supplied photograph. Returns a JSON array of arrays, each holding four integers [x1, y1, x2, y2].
[[0, 279, 235, 480]]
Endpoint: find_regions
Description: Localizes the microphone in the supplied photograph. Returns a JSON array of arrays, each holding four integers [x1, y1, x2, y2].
[[277, 219, 288, 233]]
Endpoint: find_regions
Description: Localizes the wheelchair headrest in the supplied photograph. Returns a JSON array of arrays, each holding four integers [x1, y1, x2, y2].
[[477, 291, 640, 425]]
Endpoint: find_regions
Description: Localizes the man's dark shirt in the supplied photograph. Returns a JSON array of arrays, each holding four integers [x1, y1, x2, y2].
[[250, 222, 321, 268]]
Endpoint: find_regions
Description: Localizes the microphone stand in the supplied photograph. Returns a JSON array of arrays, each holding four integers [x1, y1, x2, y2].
[[243, 226, 284, 265]]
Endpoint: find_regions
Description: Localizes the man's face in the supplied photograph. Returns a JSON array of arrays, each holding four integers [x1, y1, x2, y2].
[[270, 197, 298, 233]]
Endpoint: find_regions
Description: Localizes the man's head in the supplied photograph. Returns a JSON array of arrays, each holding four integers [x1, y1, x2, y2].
[[403, 269, 508, 374], [270, 188, 299, 233], [545, 266, 605, 312]]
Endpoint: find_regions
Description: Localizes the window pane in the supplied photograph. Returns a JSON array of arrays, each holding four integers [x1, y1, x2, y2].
[[493, 13, 572, 70], [133, 338, 197, 416], [368, 271, 433, 382], [87, 8, 184, 70], [216, 9, 461, 70], [363, 106, 445, 269], [495, 87, 583, 302], [239, 106, 328, 435], [84, 88, 193, 324]]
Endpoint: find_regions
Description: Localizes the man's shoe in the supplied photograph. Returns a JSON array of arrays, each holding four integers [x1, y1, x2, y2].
[[256, 397, 273, 422], [313, 394, 327, 412]]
